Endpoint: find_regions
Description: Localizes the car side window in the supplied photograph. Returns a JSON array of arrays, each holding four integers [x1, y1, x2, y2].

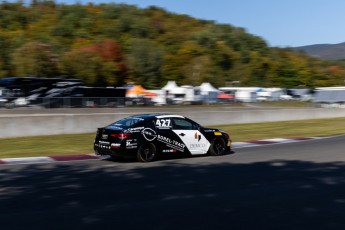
[[172, 118, 197, 130], [145, 120, 156, 129]]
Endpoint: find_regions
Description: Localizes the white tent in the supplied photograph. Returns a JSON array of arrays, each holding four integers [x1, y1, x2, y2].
[[199, 82, 219, 103], [199, 82, 219, 94], [161, 82, 203, 105], [162, 81, 179, 91]]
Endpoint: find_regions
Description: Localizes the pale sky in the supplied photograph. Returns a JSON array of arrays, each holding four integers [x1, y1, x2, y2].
[[14, 0, 345, 47]]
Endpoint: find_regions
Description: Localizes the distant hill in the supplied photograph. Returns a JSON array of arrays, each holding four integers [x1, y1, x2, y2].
[[293, 42, 345, 60], [1, 2, 345, 88]]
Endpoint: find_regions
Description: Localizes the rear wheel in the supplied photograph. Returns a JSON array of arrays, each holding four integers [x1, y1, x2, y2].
[[137, 143, 156, 162], [209, 138, 226, 156]]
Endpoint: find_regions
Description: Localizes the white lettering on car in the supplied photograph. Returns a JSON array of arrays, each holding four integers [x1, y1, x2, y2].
[[99, 141, 110, 145], [156, 119, 171, 128], [126, 141, 138, 149], [128, 127, 145, 133], [157, 135, 185, 152]]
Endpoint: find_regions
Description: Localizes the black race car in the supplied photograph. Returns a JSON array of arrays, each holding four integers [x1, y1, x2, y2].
[[94, 114, 232, 162]]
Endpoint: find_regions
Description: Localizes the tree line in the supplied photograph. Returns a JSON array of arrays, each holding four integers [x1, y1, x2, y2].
[[0, 0, 345, 89]]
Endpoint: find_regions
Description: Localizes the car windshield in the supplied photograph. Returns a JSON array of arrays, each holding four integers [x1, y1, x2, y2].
[[109, 117, 145, 128]]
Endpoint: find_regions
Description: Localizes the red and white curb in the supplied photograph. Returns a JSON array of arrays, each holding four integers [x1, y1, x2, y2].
[[232, 137, 319, 148], [0, 154, 99, 165], [0, 137, 320, 165]]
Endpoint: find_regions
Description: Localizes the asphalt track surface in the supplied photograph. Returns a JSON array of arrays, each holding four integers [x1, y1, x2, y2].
[[1, 135, 345, 230]]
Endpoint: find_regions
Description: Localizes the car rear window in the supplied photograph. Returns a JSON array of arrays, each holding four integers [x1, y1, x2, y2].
[[108, 117, 146, 128]]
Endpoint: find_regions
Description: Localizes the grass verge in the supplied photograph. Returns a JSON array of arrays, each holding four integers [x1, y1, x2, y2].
[[218, 117, 345, 141], [1, 117, 345, 159]]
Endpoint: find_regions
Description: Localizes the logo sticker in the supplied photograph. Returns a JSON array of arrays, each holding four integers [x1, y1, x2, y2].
[[162, 149, 177, 153], [194, 132, 201, 142], [111, 143, 121, 148], [126, 140, 138, 149], [141, 128, 157, 141]]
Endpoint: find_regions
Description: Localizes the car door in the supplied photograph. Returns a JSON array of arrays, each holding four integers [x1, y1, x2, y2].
[[153, 115, 186, 153], [171, 117, 211, 155]]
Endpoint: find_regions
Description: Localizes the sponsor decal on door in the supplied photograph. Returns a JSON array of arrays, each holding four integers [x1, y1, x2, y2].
[[173, 130, 210, 155]]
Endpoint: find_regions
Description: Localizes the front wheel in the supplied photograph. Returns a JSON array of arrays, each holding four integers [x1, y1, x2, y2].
[[208, 138, 226, 156], [137, 143, 156, 162]]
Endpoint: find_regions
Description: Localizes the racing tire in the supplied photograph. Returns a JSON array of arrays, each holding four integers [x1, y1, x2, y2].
[[137, 143, 156, 162], [209, 138, 226, 156]]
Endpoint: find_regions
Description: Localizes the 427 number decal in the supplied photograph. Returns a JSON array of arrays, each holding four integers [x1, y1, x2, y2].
[[156, 119, 171, 128]]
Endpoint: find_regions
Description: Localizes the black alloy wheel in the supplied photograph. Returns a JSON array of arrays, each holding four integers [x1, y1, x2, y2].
[[209, 138, 226, 156], [137, 143, 156, 162]]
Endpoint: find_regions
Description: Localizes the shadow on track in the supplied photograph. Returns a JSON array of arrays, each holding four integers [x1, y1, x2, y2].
[[1, 160, 345, 230]]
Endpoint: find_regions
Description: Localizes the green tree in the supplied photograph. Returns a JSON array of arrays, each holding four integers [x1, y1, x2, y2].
[[0, 33, 12, 77], [12, 41, 59, 77], [128, 39, 163, 88], [246, 51, 270, 86], [0, 1, 344, 88], [60, 39, 127, 86], [59, 49, 105, 86], [0, 2, 28, 30], [182, 55, 212, 85]]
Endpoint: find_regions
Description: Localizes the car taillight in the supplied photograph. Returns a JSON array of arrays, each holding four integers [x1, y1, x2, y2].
[[111, 133, 130, 139]]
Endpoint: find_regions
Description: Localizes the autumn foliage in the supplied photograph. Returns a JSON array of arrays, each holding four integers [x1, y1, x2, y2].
[[0, 1, 344, 88]]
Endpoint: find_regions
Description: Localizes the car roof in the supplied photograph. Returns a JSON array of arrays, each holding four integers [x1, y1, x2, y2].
[[130, 114, 185, 120]]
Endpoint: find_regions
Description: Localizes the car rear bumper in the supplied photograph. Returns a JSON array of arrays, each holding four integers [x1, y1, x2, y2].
[[94, 146, 137, 157]]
